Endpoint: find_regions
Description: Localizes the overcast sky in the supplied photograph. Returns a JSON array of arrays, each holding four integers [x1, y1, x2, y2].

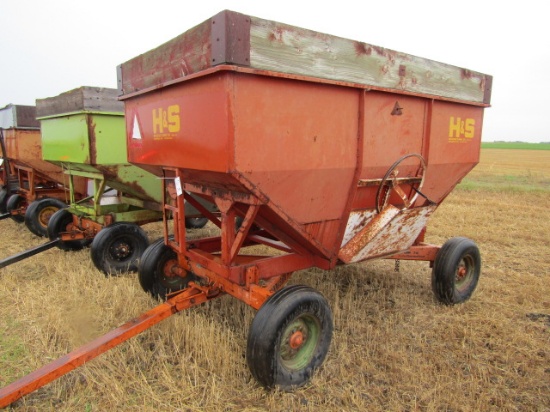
[[1, 0, 548, 142]]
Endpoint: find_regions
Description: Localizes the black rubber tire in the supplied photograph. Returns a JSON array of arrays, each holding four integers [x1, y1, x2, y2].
[[185, 217, 208, 229], [246, 285, 333, 390], [138, 237, 196, 300], [90, 223, 149, 275], [0, 189, 8, 214], [432, 237, 481, 305], [6, 194, 25, 223], [24, 198, 67, 237], [47, 209, 89, 251]]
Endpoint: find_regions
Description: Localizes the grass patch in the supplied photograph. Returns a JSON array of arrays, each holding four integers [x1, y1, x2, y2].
[[0, 318, 31, 386], [462, 147, 550, 192], [482, 142, 550, 150], [457, 176, 550, 193]]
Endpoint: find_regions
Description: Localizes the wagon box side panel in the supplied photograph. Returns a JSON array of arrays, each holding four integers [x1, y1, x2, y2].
[[233, 74, 359, 221], [41, 115, 92, 164], [2, 128, 75, 188], [422, 100, 484, 203], [232, 73, 360, 254], [91, 113, 128, 165], [126, 72, 233, 176], [360, 92, 427, 177]]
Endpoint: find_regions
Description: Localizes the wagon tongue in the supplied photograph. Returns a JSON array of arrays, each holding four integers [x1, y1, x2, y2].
[[0, 238, 61, 269]]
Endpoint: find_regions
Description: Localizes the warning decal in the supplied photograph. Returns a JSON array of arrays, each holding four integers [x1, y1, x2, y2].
[[132, 115, 142, 139]]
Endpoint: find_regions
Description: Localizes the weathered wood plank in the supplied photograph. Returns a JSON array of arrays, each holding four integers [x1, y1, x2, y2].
[[118, 10, 492, 105], [0, 104, 39, 129], [36, 87, 123, 118], [118, 21, 212, 95], [249, 17, 491, 104]]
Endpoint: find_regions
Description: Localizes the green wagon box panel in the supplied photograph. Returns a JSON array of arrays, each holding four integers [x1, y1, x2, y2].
[[36, 87, 163, 203], [40, 112, 127, 165]]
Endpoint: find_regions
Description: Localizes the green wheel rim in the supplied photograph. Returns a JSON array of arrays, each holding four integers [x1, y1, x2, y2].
[[279, 314, 320, 370]]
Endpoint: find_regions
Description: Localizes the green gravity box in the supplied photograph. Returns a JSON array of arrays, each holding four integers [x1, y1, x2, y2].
[[37, 87, 163, 220]]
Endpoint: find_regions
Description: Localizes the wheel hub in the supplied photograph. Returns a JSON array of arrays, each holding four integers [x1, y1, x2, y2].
[[289, 330, 305, 349], [280, 318, 313, 365], [110, 241, 131, 260], [456, 266, 467, 280]]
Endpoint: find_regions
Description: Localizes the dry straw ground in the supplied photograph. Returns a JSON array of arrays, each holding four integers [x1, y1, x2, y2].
[[1, 148, 549, 411]]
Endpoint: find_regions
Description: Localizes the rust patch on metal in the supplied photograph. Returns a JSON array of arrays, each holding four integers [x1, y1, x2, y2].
[[354, 42, 372, 56], [86, 115, 97, 165], [339, 205, 400, 263], [373, 46, 386, 56], [399, 65, 406, 77], [268, 27, 286, 43], [339, 205, 437, 263], [461, 68, 474, 80]]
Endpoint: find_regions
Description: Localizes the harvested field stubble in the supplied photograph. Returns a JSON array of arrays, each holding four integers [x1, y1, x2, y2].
[[0, 148, 549, 411]]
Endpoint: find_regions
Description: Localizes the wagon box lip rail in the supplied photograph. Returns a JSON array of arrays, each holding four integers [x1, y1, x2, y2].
[[35, 110, 124, 120], [118, 64, 491, 108]]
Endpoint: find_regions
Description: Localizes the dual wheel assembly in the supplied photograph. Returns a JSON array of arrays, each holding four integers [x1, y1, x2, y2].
[[45, 209, 209, 275], [136, 234, 481, 388], [47, 209, 149, 275]]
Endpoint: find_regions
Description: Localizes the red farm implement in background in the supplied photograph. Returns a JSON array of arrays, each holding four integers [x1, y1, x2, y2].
[[0, 104, 87, 236], [0, 10, 492, 407]]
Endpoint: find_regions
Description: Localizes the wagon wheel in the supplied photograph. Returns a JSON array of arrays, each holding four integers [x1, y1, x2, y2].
[[432, 237, 481, 305], [90, 222, 149, 275], [47, 208, 90, 251], [24, 198, 67, 237], [6, 194, 26, 223], [138, 237, 196, 300], [185, 216, 208, 229], [376, 153, 427, 213], [246, 285, 333, 389]]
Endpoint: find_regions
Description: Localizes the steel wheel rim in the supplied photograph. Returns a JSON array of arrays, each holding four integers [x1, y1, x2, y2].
[[455, 255, 475, 293], [279, 314, 320, 371], [38, 206, 59, 228]]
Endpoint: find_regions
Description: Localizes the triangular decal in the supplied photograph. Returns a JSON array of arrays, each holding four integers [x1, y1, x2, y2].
[[132, 115, 142, 139]]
